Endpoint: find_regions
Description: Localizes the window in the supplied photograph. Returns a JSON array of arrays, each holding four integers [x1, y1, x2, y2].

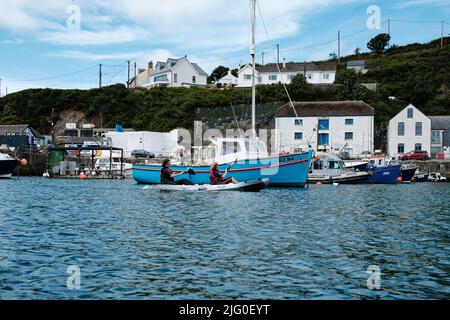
[[244, 74, 252, 80], [295, 119, 303, 126], [398, 122, 405, 136], [407, 108, 414, 119], [318, 119, 329, 130], [398, 144, 405, 154], [288, 75, 295, 80], [313, 160, 323, 170], [269, 75, 277, 81], [294, 132, 303, 140], [415, 144, 422, 151], [345, 119, 354, 126], [192, 76, 196, 84], [415, 122, 422, 136], [323, 73, 330, 80], [154, 74, 168, 82], [345, 132, 354, 140], [318, 133, 329, 145], [431, 130, 441, 144], [173, 73, 178, 83]]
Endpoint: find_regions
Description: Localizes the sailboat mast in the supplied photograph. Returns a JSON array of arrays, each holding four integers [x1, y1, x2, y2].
[[251, 0, 257, 138]]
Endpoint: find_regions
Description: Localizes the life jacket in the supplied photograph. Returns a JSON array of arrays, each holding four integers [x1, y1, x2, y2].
[[210, 168, 222, 185]]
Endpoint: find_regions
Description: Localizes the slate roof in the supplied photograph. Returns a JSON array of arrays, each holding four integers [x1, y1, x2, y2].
[[0, 124, 44, 139], [251, 62, 336, 73], [152, 57, 208, 76], [429, 116, 450, 130], [275, 101, 375, 117]]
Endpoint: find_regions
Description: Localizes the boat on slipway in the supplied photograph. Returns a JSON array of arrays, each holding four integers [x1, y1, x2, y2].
[[144, 178, 270, 192], [0, 153, 18, 179]]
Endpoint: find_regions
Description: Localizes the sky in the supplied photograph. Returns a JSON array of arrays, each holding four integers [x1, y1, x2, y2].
[[0, 0, 449, 94]]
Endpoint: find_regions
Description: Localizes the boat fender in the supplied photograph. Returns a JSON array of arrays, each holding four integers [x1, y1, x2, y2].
[[397, 176, 403, 184], [19, 159, 28, 167]]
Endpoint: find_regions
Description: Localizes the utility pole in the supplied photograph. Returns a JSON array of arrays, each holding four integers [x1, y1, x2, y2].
[[134, 62, 137, 88], [262, 52, 265, 66], [276, 44, 280, 65], [99, 64, 103, 88], [388, 19, 391, 36], [127, 60, 131, 89], [338, 30, 341, 63], [441, 20, 445, 49], [0, 78, 2, 98]]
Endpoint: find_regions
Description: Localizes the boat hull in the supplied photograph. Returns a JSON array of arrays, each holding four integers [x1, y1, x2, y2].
[[308, 172, 369, 184], [0, 159, 18, 179], [133, 151, 312, 187], [366, 165, 402, 184], [143, 178, 270, 192], [401, 167, 417, 182]]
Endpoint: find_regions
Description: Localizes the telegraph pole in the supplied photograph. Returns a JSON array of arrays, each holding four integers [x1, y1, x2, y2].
[[276, 44, 280, 65], [134, 62, 137, 88], [99, 64, 103, 88], [441, 20, 445, 48], [338, 30, 341, 62], [0, 78, 2, 98], [388, 19, 391, 36], [127, 60, 131, 89]]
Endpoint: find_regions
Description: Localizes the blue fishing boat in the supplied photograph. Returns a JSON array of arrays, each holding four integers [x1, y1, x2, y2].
[[365, 164, 401, 184], [133, 138, 312, 187]]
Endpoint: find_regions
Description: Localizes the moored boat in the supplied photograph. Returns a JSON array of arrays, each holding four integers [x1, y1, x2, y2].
[[0, 153, 18, 179], [401, 163, 418, 183], [134, 138, 312, 187], [308, 153, 369, 184]]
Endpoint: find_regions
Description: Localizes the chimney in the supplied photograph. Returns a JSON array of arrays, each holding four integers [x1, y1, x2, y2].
[[148, 60, 153, 70], [283, 58, 286, 69]]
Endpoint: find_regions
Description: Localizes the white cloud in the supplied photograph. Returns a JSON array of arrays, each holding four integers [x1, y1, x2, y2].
[[395, 0, 450, 9]]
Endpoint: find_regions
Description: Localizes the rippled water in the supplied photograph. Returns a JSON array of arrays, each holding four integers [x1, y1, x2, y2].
[[0, 178, 449, 300]]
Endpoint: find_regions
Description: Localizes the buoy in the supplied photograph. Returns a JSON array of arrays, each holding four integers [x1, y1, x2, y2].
[[316, 182, 323, 186], [397, 176, 403, 184], [19, 159, 28, 167], [43, 172, 50, 178], [411, 177, 415, 183], [80, 173, 88, 180]]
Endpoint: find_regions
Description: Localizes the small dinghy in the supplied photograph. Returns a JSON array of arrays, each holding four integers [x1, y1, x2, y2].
[[143, 178, 271, 192]]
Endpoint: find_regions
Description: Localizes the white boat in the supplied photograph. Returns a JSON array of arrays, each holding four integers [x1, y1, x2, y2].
[[308, 153, 369, 184], [94, 157, 133, 177], [0, 152, 18, 179], [143, 178, 271, 192]]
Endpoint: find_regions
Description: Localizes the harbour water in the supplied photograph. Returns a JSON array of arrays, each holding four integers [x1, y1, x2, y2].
[[0, 178, 449, 300]]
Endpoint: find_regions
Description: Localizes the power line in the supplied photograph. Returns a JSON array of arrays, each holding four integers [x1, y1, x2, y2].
[[10, 64, 98, 82]]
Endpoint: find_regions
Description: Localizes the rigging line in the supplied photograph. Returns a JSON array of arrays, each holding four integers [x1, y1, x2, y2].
[[231, 103, 244, 138], [226, 0, 252, 63], [106, 64, 127, 86], [390, 19, 444, 24], [10, 64, 98, 82]]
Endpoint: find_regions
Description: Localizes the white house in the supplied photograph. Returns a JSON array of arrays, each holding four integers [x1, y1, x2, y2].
[[274, 101, 375, 157], [387, 104, 432, 158], [140, 57, 208, 88], [387, 104, 450, 158], [215, 70, 238, 87], [129, 61, 154, 88], [237, 62, 336, 87]]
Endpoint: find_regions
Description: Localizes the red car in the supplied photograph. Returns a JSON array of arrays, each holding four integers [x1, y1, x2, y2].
[[399, 150, 431, 161]]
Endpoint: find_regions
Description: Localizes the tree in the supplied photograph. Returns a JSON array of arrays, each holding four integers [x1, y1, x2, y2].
[[288, 74, 313, 100], [329, 52, 338, 61], [354, 47, 361, 56], [208, 65, 230, 84], [336, 69, 367, 101], [367, 33, 391, 55]]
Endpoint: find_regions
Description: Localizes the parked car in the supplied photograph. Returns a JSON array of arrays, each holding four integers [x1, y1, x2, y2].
[[399, 150, 431, 161], [131, 150, 155, 159]]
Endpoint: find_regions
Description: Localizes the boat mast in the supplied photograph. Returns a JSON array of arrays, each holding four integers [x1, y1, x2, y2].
[[251, 0, 257, 138]]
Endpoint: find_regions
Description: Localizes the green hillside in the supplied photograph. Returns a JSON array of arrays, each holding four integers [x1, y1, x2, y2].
[[1, 37, 449, 148]]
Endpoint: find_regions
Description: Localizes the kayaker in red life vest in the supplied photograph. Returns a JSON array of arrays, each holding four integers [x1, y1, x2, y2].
[[161, 159, 193, 185], [210, 162, 238, 185]]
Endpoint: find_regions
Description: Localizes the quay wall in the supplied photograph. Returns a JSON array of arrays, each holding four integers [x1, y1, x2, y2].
[[393, 160, 450, 178]]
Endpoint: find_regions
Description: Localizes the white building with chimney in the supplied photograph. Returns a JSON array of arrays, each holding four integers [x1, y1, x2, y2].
[[237, 61, 336, 87], [215, 70, 238, 87], [274, 101, 375, 157], [138, 57, 208, 88]]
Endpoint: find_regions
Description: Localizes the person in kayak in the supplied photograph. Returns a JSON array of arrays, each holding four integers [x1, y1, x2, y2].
[[161, 159, 193, 185], [210, 162, 238, 185]]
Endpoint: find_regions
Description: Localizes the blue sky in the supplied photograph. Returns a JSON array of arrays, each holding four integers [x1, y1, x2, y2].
[[0, 0, 449, 94]]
